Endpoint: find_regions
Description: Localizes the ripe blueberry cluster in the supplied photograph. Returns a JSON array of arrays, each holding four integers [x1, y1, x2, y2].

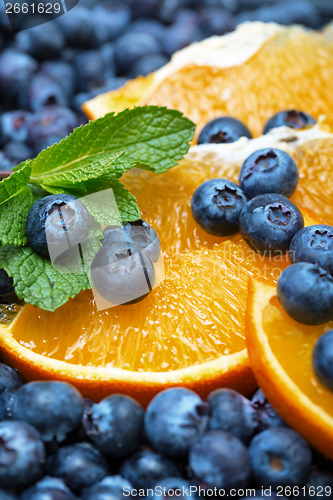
[[193, 111, 333, 389], [0, 364, 332, 498]]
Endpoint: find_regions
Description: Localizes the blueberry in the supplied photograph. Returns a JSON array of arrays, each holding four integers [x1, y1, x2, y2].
[[103, 220, 161, 263], [289, 225, 333, 275], [198, 7, 235, 37], [33, 135, 67, 156], [26, 194, 90, 259], [3, 142, 33, 164], [145, 388, 209, 457], [15, 23, 65, 61], [92, 4, 131, 44], [127, 19, 166, 44], [251, 389, 287, 432], [0, 363, 22, 393], [189, 430, 251, 489], [197, 117, 252, 145], [248, 428, 312, 488], [119, 450, 180, 489], [129, 0, 160, 18], [0, 110, 33, 144], [27, 107, 78, 146], [129, 54, 169, 78], [11, 381, 84, 442], [47, 442, 109, 493], [0, 270, 17, 303], [20, 74, 68, 112], [0, 49, 38, 104], [151, 478, 198, 500], [22, 477, 77, 500], [191, 179, 247, 236], [0, 490, 17, 500], [100, 43, 116, 75], [114, 33, 160, 76], [41, 61, 76, 100], [208, 389, 256, 444], [162, 23, 200, 58], [312, 330, 333, 391], [0, 153, 15, 172], [82, 476, 133, 500], [55, 7, 99, 49], [239, 194, 304, 255], [74, 50, 110, 92], [83, 394, 144, 459], [263, 110, 316, 134], [91, 243, 155, 305], [239, 148, 298, 199], [277, 263, 333, 325], [0, 390, 15, 420], [302, 467, 333, 499], [0, 420, 45, 488]]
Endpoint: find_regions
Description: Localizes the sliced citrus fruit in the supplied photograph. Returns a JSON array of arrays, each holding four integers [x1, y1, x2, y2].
[[0, 237, 291, 406], [83, 22, 333, 141], [246, 279, 333, 459], [0, 125, 323, 404], [123, 120, 333, 256]]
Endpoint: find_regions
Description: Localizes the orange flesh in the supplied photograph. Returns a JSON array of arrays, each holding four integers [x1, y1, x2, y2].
[[263, 296, 333, 414], [10, 140, 322, 373], [12, 239, 289, 372], [144, 29, 333, 140]]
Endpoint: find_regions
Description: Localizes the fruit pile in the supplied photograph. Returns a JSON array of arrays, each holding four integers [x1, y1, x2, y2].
[[0, 1, 333, 497], [0, 0, 331, 170], [0, 364, 332, 499]]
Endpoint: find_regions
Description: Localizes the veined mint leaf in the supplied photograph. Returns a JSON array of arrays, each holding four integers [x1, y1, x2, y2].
[[24, 107, 194, 188], [0, 245, 90, 311], [0, 186, 34, 246], [82, 180, 141, 225], [0, 221, 103, 311], [0, 163, 31, 205], [38, 150, 124, 190]]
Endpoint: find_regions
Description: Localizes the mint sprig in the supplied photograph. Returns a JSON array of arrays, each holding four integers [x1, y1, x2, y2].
[[0, 106, 195, 311]]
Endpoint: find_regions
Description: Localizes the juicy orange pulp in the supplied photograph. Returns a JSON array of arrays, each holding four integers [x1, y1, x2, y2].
[[11, 238, 289, 373], [84, 24, 333, 141], [246, 280, 333, 458], [264, 295, 333, 414]]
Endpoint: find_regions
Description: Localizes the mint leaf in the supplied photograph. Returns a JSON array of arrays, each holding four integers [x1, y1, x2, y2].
[[25, 107, 194, 189], [0, 245, 90, 311], [0, 163, 31, 205], [38, 151, 124, 191], [82, 180, 141, 225], [0, 220, 103, 311], [0, 186, 34, 246]]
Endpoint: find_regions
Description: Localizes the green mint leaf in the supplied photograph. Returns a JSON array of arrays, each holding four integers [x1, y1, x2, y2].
[[0, 163, 31, 205], [26, 107, 194, 188], [0, 222, 103, 312], [0, 186, 34, 246], [37, 151, 124, 190], [82, 180, 141, 225]]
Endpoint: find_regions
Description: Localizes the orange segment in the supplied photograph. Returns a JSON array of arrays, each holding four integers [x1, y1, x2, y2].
[[83, 23, 333, 141], [246, 279, 333, 459], [292, 136, 333, 225], [123, 128, 331, 255]]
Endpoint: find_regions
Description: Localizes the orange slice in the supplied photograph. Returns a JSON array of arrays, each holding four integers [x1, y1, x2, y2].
[[246, 279, 333, 459], [123, 120, 333, 255], [83, 22, 333, 141], [0, 124, 325, 405], [1, 237, 292, 406]]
